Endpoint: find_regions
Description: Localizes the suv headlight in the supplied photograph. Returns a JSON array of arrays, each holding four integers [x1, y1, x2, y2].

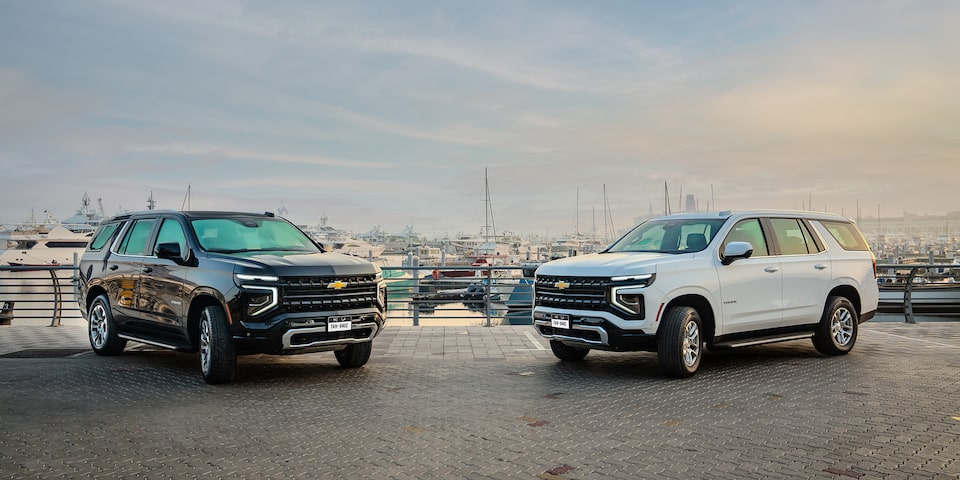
[[377, 281, 387, 308], [235, 273, 279, 317], [610, 274, 655, 316]]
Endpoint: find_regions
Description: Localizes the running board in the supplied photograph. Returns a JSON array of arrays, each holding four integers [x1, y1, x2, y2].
[[118, 334, 182, 350], [711, 333, 813, 349]]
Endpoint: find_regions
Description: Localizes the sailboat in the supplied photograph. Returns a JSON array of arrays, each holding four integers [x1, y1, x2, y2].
[[442, 169, 512, 277]]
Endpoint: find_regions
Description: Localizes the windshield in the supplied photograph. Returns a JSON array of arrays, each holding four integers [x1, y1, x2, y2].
[[191, 217, 320, 254], [606, 218, 726, 254]]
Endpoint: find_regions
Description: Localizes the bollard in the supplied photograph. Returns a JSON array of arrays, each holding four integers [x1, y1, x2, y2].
[[0, 301, 13, 326]]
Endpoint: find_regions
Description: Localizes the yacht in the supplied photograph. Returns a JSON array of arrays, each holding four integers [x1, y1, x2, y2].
[[0, 224, 92, 266], [60, 192, 106, 233], [334, 239, 386, 259]]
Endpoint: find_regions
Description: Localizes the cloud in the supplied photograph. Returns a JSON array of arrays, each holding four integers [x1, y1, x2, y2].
[[126, 143, 392, 168]]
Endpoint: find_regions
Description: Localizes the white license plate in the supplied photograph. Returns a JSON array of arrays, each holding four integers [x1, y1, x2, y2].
[[550, 314, 570, 329], [327, 317, 353, 332]]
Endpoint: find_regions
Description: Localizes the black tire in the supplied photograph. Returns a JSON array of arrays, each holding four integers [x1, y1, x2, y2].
[[335, 342, 372, 368], [199, 305, 237, 384], [88, 294, 127, 356], [657, 306, 703, 378], [813, 296, 858, 355], [550, 340, 589, 361]]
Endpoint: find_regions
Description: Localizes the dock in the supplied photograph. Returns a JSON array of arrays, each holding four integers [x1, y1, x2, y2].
[[1, 314, 958, 478]]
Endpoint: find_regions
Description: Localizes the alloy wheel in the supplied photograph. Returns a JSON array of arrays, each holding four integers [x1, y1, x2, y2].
[[199, 311, 211, 375], [682, 320, 701, 367], [90, 302, 108, 349], [831, 307, 854, 346]]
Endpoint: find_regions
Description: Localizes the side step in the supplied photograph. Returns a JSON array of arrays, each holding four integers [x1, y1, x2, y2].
[[118, 334, 190, 351], [711, 333, 813, 349]]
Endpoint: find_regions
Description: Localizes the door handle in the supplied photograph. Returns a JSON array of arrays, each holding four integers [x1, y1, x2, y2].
[[764, 266, 780, 273], [814, 264, 828, 270], [109, 265, 119, 271]]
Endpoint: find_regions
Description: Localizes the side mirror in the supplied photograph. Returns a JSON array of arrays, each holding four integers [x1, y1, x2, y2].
[[721, 241, 754, 265], [156, 241, 187, 264]]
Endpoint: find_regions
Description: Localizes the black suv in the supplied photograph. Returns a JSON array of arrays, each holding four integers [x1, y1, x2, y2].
[[78, 211, 387, 384]]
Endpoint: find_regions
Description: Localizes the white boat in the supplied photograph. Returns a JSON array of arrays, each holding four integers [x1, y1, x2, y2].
[[60, 192, 106, 233], [334, 239, 386, 259], [408, 245, 442, 260], [0, 225, 92, 266], [548, 236, 582, 259]]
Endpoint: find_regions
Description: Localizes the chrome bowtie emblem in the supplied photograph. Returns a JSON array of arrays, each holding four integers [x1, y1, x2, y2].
[[329, 280, 347, 290], [555, 281, 570, 290]]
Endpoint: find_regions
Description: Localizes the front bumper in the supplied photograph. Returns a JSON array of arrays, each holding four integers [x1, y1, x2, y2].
[[233, 308, 384, 355], [532, 309, 657, 352]]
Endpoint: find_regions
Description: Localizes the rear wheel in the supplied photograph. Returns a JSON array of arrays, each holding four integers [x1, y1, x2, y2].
[[813, 296, 858, 355], [88, 295, 126, 356], [550, 340, 589, 361], [199, 305, 237, 384], [335, 342, 372, 368], [657, 306, 703, 378]]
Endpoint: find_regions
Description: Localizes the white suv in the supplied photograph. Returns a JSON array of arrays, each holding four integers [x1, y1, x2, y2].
[[532, 210, 879, 378]]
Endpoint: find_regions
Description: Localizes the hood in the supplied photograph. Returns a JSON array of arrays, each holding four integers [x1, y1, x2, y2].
[[537, 252, 677, 277], [217, 251, 380, 277]]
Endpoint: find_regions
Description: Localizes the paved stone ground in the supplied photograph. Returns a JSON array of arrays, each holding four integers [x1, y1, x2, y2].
[[1, 317, 958, 479]]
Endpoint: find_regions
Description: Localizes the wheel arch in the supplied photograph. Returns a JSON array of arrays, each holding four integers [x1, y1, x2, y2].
[[827, 284, 861, 316], [187, 294, 227, 350], [663, 294, 716, 343], [85, 285, 108, 311]]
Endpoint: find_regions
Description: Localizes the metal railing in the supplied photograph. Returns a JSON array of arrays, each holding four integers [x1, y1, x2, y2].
[[0, 264, 82, 326], [876, 263, 960, 324], [380, 264, 533, 327], [13, 260, 951, 327], [0, 263, 533, 327]]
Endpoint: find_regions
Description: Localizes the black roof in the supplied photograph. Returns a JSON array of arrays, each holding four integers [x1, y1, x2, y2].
[[105, 210, 278, 222]]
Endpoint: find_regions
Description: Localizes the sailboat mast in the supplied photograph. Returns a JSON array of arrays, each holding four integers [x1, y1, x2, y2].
[[575, 188, 580, 236], [484, 168, 489, 241], [483, 168, 497, 242]]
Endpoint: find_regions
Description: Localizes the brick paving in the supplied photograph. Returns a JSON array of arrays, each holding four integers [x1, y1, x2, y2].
[[1, 316, 958, 479]]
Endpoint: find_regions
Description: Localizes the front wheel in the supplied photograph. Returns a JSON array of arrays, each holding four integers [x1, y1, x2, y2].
[[657, 306, 703, 378], [813, 296, 858, 355], [199, 305, 237, 384], [88, 295, 126, 356], [335, 342, 372, 368], [550, 340, 589, 361]]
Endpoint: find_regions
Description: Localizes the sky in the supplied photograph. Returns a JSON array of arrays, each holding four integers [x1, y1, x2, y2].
[[1, 0, 958, 239]]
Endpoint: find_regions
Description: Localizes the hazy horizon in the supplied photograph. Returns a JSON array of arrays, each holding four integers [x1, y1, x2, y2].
[[2, 1, 958, 237]]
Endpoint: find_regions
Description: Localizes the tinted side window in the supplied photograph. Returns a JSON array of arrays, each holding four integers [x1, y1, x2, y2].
[[116, 218, 157, 256], [799, 220, 824, 253], [722, 219, 769, 256], [770, 218, 817, 255], [820, 220, 870, 251], [155, 219, 187, 256], [89, 222, 122, 251]]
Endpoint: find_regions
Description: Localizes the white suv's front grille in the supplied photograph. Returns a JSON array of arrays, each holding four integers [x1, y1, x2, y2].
[[534, 275, 610, 311]]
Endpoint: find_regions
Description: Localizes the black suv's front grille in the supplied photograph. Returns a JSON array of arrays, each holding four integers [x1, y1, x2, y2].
[[280, 274, 379, 312], [535, 275, 610, 311]]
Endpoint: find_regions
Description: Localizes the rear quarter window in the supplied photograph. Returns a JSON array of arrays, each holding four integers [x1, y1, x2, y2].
[[88, 222, 123, 251], [819, 220, 870, 251]]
